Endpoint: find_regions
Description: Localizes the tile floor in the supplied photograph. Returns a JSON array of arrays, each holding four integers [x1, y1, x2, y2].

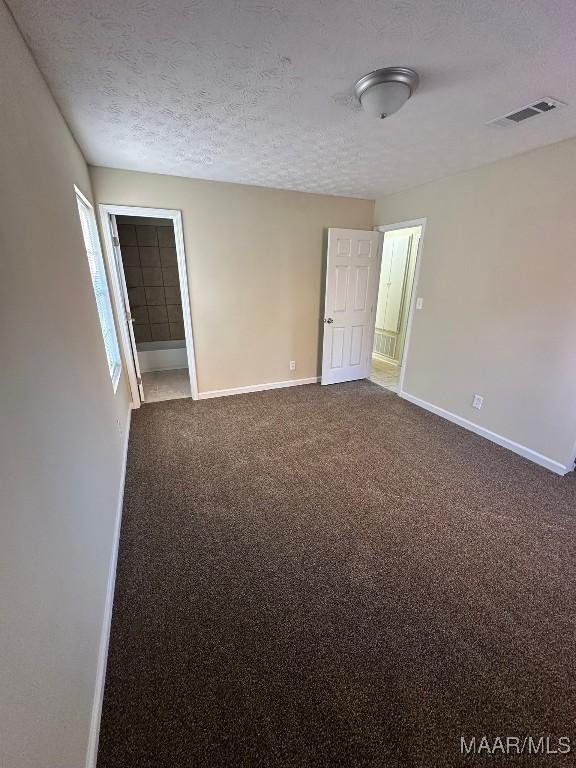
[[369, 357, 400, 392], [142, 368, 191, 403]]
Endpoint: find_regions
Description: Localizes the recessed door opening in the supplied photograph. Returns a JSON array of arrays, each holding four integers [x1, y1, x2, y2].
[[99, 205, 198, 407], [370, 224, 422, 392], [115, 215, 189, 403]]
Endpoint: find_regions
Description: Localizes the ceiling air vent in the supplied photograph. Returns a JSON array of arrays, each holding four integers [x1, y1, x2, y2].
[[488, 97, 566, 127]]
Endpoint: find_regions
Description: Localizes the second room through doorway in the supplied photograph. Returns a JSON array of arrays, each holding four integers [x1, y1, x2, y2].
[[116, 215, 191, 403], [370, 225, 421, 392]]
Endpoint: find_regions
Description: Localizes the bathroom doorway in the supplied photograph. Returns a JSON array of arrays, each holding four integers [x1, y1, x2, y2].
[[370, 222, 424, 393], [99, 205, 198, 406]]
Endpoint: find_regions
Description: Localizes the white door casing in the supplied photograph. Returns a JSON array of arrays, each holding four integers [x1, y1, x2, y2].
[[321, 228, 382, 385], [109, 215, 146, 403], [99, 203, 199, 405]]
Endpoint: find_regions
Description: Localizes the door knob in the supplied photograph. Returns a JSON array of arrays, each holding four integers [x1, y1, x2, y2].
[[324, 318, 334, 324]]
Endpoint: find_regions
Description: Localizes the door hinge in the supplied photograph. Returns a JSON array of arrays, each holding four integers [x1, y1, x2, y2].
[[137, 375, 142, 386], [112, 236, 120, 247]]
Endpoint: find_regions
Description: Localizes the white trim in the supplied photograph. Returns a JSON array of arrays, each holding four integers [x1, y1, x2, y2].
[[199, 376, 320, 400], [98, 211, 142, 407], [374, 218, 427, 396], [74, 184, 93, 211], [400, 391, 571, 476], [110, 364, 122, 394], [74, 186, 123, 393], [172, 209, 199, 400], [85, 408, 131, 768], [372, 352, 399, 366], [375, 218, 427, 233], [98, 204, 199, 404], [569, 438, 576, 474]]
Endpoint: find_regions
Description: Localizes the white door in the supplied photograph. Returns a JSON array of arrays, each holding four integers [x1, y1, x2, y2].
[[109, 215, 145, 403], [321, 228, 382, 385]]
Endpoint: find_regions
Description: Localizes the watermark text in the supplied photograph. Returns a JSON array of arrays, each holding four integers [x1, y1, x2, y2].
[[460, 735, 571, 757]]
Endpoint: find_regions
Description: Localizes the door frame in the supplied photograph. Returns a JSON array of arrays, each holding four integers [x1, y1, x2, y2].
[[98, 204, 199, 405], [373, 218, 427, 395]]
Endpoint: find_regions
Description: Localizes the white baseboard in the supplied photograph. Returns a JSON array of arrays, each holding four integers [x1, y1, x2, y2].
[[85, 408, 132, 768], [199, 376, 320, 400], [372, 352, 399, 366], [399, 391, 571, 476]]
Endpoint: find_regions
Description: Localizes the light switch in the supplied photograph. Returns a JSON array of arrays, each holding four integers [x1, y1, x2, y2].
[[416, 297, 424, 310]]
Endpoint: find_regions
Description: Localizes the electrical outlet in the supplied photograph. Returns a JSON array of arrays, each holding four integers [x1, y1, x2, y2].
[[472, 394, 484, 410], [289, 360, 296, 371], [416, 297, 424, 310]]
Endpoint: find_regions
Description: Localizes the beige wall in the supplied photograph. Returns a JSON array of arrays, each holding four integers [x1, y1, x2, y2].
[[90, 167, 374, 393], [0, 4, 131, 767], [375, 138, 576, 469]]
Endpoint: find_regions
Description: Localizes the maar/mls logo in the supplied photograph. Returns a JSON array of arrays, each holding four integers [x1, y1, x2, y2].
[[460, 735, 571, 756]]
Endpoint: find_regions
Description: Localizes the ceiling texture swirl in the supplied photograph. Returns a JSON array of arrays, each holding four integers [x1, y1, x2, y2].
[[8, 0, 576, 197]]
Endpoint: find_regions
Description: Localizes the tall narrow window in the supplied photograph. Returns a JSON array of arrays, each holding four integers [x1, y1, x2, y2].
[[75, 187, 121, 389]]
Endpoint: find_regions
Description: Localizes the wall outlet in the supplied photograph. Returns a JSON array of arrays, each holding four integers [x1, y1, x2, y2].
[[289, 360, 296, 371], [472, 394, 484, 410], [416, 297, 424, 310]]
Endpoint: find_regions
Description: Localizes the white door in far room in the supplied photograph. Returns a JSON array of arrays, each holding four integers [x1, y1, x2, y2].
[[321, 228, 382, 385]]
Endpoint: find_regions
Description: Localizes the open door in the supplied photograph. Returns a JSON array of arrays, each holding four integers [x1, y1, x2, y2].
[[321, 228, 382, 385], [108, 214, 145, 404]]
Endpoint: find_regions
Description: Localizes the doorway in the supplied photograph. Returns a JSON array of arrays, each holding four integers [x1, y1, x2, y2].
[[99, 205, 198, 406], [370, 222, 424, 393]]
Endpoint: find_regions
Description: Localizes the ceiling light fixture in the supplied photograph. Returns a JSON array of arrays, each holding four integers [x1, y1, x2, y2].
[[355, 67, 420, 119]]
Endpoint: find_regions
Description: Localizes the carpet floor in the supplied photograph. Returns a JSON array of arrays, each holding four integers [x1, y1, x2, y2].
[[97, 381, 576, 768]]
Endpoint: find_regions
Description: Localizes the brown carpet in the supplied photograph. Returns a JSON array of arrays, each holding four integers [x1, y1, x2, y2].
[[97, 381, 576, 768]]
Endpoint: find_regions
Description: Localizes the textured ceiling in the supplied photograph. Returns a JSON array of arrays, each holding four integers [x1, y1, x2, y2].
[[8, 0, 576, 198]]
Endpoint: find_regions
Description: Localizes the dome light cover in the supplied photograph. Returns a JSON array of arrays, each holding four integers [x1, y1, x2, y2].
[[355, 67, 420, 119]]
